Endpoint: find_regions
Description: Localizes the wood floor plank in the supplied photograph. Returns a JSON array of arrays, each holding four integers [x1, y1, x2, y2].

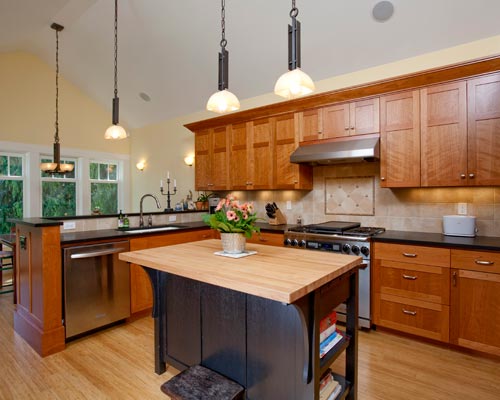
[[0, 293, 499, 399]]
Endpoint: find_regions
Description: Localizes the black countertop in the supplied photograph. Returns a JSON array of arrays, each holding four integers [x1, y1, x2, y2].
[[9, 217, 62, 227], [60, 221, 291, 245], [373, 230, 500, 251]]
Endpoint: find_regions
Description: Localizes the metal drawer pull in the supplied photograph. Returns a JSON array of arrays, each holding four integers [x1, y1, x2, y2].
[[475, 259, 494, 265], [402, 309, 417, 316], [402, 274, 417, 280], [402, 252, 417, 258]]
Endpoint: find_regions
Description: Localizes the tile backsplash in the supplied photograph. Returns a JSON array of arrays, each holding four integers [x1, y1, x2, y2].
[[234, 162, 500, 237]]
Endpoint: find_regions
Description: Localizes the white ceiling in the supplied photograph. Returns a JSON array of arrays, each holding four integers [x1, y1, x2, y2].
[[2, 0, 500, 129]]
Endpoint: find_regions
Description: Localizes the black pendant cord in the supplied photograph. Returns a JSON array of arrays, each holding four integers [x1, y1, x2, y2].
[[218, 0, 228, 90], [288, 0, 301, 70], [114, 0, 118, 99], [54, 27, 60, 144]]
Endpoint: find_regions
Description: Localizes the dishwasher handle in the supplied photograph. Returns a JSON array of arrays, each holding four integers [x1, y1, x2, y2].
[[70, 247, 127, 259]]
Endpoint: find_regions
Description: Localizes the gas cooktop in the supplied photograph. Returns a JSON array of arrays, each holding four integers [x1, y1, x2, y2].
[[287, 221, 385, 237]]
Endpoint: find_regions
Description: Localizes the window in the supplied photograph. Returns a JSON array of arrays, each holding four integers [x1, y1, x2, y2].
[[0, 153, 24, 233], [90, 161, 118, 215], [41, 157, 77, 217]]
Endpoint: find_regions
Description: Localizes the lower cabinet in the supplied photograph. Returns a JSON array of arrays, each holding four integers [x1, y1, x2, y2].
[[247, 231, 284, 247], [129, 228, 214, 314], [450, 249, 500, 356]]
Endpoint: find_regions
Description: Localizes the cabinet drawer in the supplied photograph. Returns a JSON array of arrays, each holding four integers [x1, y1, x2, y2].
[[373, 293, 449, 342], [374, 260, 450, 304], [375, 242, 450, 267], [451, 249, 500, 274], [247, 231, 284, 247]]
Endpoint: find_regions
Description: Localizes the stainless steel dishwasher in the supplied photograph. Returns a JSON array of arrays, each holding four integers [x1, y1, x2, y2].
[[63, 240, 130, 338]]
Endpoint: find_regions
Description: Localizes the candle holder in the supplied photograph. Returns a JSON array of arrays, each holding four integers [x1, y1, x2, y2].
[[160, 178, 177, 211]]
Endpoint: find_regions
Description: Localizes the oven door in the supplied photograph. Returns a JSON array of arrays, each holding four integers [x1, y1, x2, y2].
[[335, 261, 370, 329]]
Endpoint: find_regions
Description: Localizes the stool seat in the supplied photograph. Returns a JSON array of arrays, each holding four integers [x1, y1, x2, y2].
[[161, 365, 244, 400]]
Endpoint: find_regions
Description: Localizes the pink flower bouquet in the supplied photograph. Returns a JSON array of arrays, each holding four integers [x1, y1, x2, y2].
[[203, 194, 260, 238]]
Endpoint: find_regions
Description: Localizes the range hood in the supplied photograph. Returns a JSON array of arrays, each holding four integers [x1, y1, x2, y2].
[[290, 137, 380, 165]]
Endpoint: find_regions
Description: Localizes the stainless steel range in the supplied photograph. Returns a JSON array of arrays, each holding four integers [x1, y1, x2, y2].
[[284, 221, 385, 328]]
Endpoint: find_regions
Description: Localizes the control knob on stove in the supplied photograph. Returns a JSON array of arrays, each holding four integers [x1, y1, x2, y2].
[[361, 246, 370, 257], [291, 239, 299, 247], [299, 240, 306, 248], [351, 245, 360, 255], [342, 243, 351, 254], [284, 238, 292, 246]]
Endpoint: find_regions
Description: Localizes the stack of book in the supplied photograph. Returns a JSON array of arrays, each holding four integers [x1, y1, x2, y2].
[[319, 310, 343, 358], [319, 369, 342, 400]]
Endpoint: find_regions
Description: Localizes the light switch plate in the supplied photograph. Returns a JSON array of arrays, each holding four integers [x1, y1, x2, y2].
[[63, 221, 76, 230], [169, 215, 177, 222], [286, 200, 292, 210], [457, 203, 467, 215]]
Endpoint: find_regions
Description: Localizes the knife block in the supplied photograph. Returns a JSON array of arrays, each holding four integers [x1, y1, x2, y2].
[[268, 209, 287, 225]]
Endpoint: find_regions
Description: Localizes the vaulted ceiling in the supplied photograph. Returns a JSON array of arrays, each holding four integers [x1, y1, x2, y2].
[[2, 0, 500, 129]]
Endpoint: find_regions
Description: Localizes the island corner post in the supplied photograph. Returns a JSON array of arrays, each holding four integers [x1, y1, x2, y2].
[[119, 239, 360, 400]]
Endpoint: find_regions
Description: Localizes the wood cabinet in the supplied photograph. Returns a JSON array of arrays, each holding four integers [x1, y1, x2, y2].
[[373, 242, 450, 342], [297, 108, 322, 142], [194, 126, 229, 191], [450, 249, 500, 356], [322, 98, 380, 139], [380, 90, 421, 187], [467, 73, 500, 186], [248, 118, 274, 189], [421, 81, 468, 186], [129, 228, 213, 314], [247, 231, 284, 247]]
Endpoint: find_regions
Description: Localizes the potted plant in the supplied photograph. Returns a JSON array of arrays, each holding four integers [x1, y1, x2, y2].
[[196, 192, 213, 210], [203, 194, 260, 254]]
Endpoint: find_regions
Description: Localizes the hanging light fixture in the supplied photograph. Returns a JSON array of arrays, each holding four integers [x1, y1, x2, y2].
[[206, 0, 240, 114], [40, 23, 74, 174], [274, 0, 315, 100], [104, 0, 128, 139]]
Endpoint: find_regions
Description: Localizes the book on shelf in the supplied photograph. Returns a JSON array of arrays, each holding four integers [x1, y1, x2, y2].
[[320, 323, 337, 343], [319, 369, 334, 391], [326, 383, 342, 400], [320, 378, 339, 400], [320, 330, 344, 358], [319, 309, 337, 333]]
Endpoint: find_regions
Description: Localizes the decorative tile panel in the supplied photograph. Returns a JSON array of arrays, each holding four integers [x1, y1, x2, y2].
[[325, 176, 375, 215]]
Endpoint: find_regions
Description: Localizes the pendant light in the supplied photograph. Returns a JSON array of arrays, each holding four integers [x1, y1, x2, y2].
[[104, 0, 128, 139], [206, 0, 240, 114], [40, 23, 74, 174], [274, 0, 315, 99]]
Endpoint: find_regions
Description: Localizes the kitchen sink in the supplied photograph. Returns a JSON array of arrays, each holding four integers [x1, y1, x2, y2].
[[118, 224, 188, 234]]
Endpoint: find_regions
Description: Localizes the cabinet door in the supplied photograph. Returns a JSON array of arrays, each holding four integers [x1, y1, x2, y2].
[[211, 126, 229, 190], [450, 268, 500, 356], [298, 108, 323, 142], [467, 73, 500, 186], [421, 81, 467, 186], [322, 103, 350, 139], [248, 118, 273, 189], [194, 129, 211, 190], [229, 122, 249, 190], [380, 90, 420, 187], [247, 231, 284, 247], [351, 98, 380, 135]]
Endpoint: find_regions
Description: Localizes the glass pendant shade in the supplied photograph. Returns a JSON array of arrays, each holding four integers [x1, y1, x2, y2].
[[274, 68, 315, 99], [40, 162, 58, 172], [104, 123, 128, 140], [206, 89, 240, 114]]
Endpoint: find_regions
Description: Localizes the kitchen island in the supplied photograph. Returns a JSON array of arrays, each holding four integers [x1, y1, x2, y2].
[[119, 239, 362, 399]]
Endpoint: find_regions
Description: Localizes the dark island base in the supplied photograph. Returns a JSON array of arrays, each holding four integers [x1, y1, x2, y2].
[[144, 268, 359, 400]]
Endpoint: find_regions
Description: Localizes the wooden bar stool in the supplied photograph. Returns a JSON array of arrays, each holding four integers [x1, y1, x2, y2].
[[161, 365, 244, 400], [0, 250, 14, 295]]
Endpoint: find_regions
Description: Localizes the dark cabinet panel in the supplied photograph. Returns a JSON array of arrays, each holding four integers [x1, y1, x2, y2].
[[201, 284, 246, 386]]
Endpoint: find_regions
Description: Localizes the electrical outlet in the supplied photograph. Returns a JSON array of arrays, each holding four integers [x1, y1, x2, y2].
[[457, 203, 467, 215], [63, 221, 76, 230], [286, 200, 292, 210], [169, 215, 177, 222]]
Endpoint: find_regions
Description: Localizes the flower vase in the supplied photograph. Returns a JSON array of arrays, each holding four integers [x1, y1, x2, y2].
[[220, 233, 246, 254]]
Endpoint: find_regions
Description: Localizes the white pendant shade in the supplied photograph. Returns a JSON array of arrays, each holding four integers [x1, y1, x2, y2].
[[40, 162, 58, 172], [274, 68, 315, 99], [40, 162, 74, 173], [206, 89, 240, 114], [104, 124, 128, 140]]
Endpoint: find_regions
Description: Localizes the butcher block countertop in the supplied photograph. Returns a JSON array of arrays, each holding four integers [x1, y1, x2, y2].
[[119, 239, 362, 304]]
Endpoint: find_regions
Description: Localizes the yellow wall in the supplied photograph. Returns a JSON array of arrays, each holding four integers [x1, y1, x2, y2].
[[0, 52, 129, 155], [130, 35, 500, 211]]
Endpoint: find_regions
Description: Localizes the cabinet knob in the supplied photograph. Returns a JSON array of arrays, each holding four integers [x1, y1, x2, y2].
[[460, 174, 466, 179], [350, 126, 355, 130], [207, 183, 214, 186], [402, 274, 418, 280], [381, 177, 385, 181], [475, 259, 494, 265], [246, 181, 253, 185], [344, 127, 349, 131], [402, 309, 417, 316], [402, 252, 417, 258], [469, 173, 475, 179]]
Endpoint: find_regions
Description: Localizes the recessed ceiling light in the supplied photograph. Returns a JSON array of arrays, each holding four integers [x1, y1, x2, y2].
[[139, 92, 151, 102], [372, 1, 394, 22]]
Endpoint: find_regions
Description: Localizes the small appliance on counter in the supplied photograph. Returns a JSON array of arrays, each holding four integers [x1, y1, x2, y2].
[[443, 215, 477, 237], [265, 202, 287, 225], [209, 197, 221, 214]]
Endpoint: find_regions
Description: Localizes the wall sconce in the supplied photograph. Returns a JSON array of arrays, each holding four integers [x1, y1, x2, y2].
[[184, 155, 194, 166], [136, 160, 146, 171]]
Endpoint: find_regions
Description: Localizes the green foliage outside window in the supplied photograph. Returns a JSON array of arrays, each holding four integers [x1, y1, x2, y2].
[[91, 183, 118, 214], [0, 180, 23, 234], [42, 181, 76, 217]]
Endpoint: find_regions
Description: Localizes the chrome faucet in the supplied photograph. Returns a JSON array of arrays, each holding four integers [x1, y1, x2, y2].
[[139, 194, 161, 227]]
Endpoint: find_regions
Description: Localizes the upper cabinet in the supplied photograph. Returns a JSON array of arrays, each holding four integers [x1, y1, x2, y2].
[[297, 108, 322, 142], [380, 90, 421, 187], [322, 98, 380, 139], [467, 73, 500, 186], [421, 81, 468, 186], [194, 126, 230, 191]]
